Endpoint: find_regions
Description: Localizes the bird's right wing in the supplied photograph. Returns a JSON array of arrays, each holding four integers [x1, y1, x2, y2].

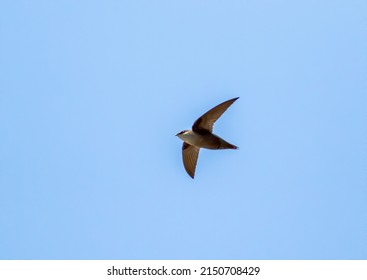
[[192, 97, 239, 133], [182, 142, 200, 179]]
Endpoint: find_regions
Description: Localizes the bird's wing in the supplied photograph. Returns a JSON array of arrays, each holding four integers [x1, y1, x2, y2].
[[182, 142, 200, 179], [192, 97, 239, 133]]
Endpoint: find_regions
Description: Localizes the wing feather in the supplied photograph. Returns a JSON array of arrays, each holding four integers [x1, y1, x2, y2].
[[192, 97, 239, 133], [182, 142, 200, 179]]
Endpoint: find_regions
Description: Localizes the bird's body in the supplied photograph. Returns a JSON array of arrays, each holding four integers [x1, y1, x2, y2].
[[176, 97, 239, 178], [177, 130, 237, 150]]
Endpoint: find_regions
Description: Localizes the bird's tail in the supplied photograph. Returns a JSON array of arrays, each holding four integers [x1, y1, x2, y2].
[[227, 143, 238, 149], [220, 141, 238, 149]]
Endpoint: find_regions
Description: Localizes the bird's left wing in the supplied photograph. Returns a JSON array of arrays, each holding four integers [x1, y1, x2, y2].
[[182, 142, 200, 179]]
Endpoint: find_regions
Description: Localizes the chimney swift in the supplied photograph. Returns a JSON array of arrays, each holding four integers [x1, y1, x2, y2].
[[176, 97, 239, 178]]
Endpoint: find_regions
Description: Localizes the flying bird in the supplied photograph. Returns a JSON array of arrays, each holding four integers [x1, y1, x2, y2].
[[176, 97, 239, 178]]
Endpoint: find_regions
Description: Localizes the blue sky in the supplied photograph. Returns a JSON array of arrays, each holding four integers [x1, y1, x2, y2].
[[1, 0, 366, 259]]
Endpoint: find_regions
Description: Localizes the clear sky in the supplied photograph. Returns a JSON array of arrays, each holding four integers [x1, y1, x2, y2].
[[1, 0, 366, 260]]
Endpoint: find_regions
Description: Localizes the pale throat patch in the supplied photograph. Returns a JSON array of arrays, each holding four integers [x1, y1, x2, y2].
[[177, 131, 201, 146]]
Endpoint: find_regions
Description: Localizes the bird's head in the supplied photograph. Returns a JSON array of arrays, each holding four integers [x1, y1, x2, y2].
[[175, 130, 188, 137]]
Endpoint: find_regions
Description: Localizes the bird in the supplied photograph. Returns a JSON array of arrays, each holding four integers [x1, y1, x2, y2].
[[176, 97, 239, 178]]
